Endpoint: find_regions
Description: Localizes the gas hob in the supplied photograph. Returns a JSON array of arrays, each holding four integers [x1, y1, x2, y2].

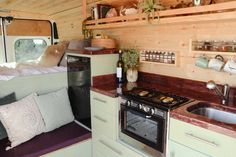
[[122, 87, 190, 110]]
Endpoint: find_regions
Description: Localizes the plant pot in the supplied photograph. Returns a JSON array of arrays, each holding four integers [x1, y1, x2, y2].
[[126, 68, 138, 83]]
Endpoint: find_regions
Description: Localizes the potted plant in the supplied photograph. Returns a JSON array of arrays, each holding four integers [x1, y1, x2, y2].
[[122, 49, 139, 82], [139, 0, 164, 21]]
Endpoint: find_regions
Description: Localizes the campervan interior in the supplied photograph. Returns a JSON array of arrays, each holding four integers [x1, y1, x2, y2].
[[0, 0, 236, 157]]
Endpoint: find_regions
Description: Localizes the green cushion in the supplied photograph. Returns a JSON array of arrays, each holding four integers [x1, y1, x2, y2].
[[34, 88, 74, 132], [0, 93, 16, 140]]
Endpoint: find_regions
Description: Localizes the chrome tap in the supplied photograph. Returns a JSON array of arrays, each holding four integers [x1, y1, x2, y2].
[[206, 80, 230, 105]]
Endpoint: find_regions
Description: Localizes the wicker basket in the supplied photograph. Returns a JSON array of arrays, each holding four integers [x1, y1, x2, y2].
[[91, 38, 116, 49]]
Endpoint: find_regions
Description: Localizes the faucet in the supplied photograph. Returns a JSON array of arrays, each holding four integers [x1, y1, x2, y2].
[[206, 80, 230, 105]]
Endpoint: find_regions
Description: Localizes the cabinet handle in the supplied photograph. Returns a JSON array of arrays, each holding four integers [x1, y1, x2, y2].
[[185, 133, 219, 147], [94, 115, 107, 123], [99, 140, 122, 155], [93, 97, 107, 103]]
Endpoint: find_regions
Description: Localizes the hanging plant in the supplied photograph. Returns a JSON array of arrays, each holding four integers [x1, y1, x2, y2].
[[139, 0, 164, 22], [82, 19, 93, 39]]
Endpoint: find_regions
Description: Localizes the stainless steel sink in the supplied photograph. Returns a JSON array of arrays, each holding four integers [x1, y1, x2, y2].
[[188, 103, 236, 124]]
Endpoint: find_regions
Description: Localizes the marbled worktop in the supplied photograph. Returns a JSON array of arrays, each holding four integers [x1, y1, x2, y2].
[[91, 72, 236, 139], [171, 101, 236, 139]]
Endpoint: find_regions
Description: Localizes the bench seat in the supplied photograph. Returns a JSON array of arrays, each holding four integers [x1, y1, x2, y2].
[[0, 122, 91, 157]]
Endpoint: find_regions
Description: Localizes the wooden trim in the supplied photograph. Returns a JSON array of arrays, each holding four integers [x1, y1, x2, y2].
[[82, 0, 87, 19], [0, 10, 50, 20], [192, 51, 236, 56]]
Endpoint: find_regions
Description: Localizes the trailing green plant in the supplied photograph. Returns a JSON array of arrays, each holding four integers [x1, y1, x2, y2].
[[82, 19, 93, 39], [122, 49, 139, 71], [139, 0, 164, 21]]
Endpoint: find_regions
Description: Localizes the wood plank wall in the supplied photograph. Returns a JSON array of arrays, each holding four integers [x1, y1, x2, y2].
[[51, 6, 84, 41], [99, 20, 236, 86], [51, 0, 99, 41], [7, 19, 51, 36], [51, 0, 236, 87]]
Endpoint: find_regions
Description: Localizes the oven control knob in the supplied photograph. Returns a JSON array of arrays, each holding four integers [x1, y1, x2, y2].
[[126, 100, 131, 106], [138, 104, 143, 110], [150, 108, 155, 115], [143, 106, 150, 112]]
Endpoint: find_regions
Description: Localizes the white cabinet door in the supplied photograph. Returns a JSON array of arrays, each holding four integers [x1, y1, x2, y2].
[[169, 140, 210, 157], [91, 91, 147, 157]]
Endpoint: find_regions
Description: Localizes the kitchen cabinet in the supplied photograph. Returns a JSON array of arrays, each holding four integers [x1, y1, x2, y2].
[[91, 91, 145, 157], [169, 140, 210, 157], [41, 139, 92, 157], [66, 51, 118, 77], [91, 91, 118, 140], [169, 118, 236, 157]]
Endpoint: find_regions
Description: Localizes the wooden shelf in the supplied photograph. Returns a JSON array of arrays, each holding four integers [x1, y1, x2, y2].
[[139, 50, 178, 67], [192, 50, 236, 56], [140, 61, 178, 67], [85, 1, 236, 30]]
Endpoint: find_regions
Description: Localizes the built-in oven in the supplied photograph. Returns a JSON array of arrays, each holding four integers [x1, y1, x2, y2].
[[119, 97, 168, 157]]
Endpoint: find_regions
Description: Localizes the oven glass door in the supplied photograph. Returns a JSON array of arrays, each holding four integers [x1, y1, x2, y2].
[[121, 105, 165, 153]]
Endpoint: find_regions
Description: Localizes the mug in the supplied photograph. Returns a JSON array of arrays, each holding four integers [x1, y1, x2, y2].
[[195, 56, 209, 69], [208, 55, 225, 71], [223, 59, 236, 74], [193, 0, 201, 6]]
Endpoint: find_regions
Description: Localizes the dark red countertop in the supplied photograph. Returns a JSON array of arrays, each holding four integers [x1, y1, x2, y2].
[[171, 101, 236, 138], [91, 72, 236, 139], [0, 122, 91, 157]]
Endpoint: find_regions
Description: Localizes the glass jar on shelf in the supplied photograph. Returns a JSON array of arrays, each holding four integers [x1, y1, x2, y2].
[[192, 40, 203, 51], [226, 41, 234, 52], [203, 40, 213, 51], [218, 41, 232, 52], [233, 40, 236, 52], [144, 50, 150, 61], [212, 40, 220, 51], [160, 52, 164, 63], [171, 53, 175, 64]]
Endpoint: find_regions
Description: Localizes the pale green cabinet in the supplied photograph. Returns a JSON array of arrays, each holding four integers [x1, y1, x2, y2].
[[169, 140, 210, 157], [41, 139, 92, 157], [66, 51, 118, 77], [169, 118, 236, 157], [91, 91, 145, 157]]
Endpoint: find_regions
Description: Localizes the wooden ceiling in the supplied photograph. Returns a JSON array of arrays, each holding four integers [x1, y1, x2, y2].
[[0, 0, 84, 16], [0, 0, 233, 19]]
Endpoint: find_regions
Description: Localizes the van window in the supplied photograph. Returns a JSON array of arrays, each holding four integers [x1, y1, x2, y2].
[[14, 39, 47, 62]]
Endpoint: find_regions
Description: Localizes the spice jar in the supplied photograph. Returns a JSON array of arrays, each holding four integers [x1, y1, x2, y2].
[[203, 40, 212, 51]]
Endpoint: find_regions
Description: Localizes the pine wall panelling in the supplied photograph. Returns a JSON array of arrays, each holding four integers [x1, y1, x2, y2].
[[98, 20, 236, 86]]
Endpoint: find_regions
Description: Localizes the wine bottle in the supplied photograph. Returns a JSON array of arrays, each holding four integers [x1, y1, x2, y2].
[[116, 50, 124, 83]]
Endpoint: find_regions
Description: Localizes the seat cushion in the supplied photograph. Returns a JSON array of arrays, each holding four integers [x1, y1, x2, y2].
[[0, 93, 16, 140], [34, 88, 74, 132], [38, 42, 68, 67], [0, 122, 91, 157], [0, 94, 45, 150]]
